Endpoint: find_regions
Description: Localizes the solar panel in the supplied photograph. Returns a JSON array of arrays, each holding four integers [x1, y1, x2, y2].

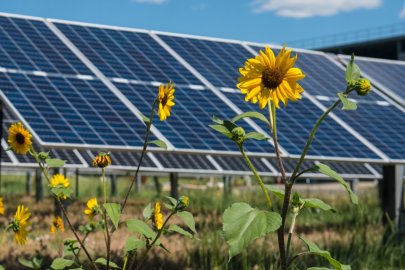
[[78, 150, 157, 169], [0, 72, 151, 147], [339, 55, 405, 106], [53, 22, 201, 85], [0, 15, 92, 76], [213, 155, 271, 173], [153, 152, 217, 171], [113, 82, 273, 152]]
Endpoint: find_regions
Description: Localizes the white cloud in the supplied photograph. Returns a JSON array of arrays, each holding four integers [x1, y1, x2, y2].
[[400, 3, 405, 18], [252, 0, 382, 18], [131, 0, 167, 4]]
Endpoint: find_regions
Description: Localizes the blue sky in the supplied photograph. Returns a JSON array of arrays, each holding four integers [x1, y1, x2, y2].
[[0, 0, 404, 47]]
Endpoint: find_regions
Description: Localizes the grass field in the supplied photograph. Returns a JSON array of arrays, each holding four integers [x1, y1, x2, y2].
[[0, 173, 404, 269]]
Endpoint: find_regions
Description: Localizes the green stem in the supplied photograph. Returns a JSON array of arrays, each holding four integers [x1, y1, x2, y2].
[[101, 168, 111, 270], [0, 224, 11, 243], [120, 99, 157, 216], [122, 254, 129, 270], [37, 162, 99, 270], [269, 102, 286, 180], [287, 251, 312, 267], [134, 211, 175, 270], [286, 211, 298, 258], [238, 145, 272, 210]]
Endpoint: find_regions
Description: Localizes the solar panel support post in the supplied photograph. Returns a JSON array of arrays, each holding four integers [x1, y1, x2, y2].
[[135, 174, 141, 193], [110, 174, 117, 197], [223, 176, 232, 196], [350, 178, 359, 194], [379, 164, 404, 227], [26, 171, 31, 195], [35, 169, 43, 202], [170, 173, 179, 199], [153, 176, 161, 195]]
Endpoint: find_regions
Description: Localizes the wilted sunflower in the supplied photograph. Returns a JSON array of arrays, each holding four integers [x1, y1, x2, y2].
[[237, 46, 305, 109], [0, 197, 4, 215], [8, 122, 33, 155], [84, 198, 99, 220], [154, 202, 163, 230], [157, 82, 175, 121], [92, 152, 111, 168], [50, 174, 70, 188], [11, 205, 31, 245], [50, 216, 65, 234]]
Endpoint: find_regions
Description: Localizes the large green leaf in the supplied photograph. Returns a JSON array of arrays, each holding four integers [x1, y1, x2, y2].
[[176, 211, 197, 234], [126, 219, 156, 239], [302, 198, 336, 213], [124, 237, 145, 252], [209, 124, 233, 138], [265, 185, 285, 200], [143, 203, 153, 220], [307, 268, 333, 270], [223, 202, 281, 259], [168, 224, 193, 239], [46, 158, 66, 168], [50, 258, 74, 270], [337, 93, 357, 111], [51, 186, 72, 199], [245, 132, 268, 141], [149, 140, 168, 150], [0, 265, 4, 270], [300, 236, 351, 270], [231, 111, 269, 125], [95, 258, 120, 269], [104, 203, 121, 229], [345, 54, 360, 85], [310, 163, 358, 204], [18, 258, 35, 269]]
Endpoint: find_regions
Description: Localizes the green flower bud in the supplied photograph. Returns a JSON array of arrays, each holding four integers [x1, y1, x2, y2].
[[37, 151, 49, 163], [355, 78, 371, 96], [177, 195, 189, 210], [231, 126, 246, 143]]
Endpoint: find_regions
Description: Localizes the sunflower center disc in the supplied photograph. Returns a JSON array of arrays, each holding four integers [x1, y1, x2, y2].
[[16, 133, 25, 144], [262, 68, 283, 89]]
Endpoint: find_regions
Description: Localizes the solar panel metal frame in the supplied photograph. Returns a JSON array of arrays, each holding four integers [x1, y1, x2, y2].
[[338, 54, 405, 107]]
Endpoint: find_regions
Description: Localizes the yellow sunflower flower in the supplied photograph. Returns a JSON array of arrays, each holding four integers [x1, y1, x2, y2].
[[157, 82, 175, 121], [92, 152, 111, 168], [84, 198, 99, 220], [50, 174, 70, 188], [0, 197, 4, 215], [11, 205, 31, 245], [50, 216, 65, 234], [154, 202, 163, 230], [237, 46, 305, 109], [7, 122, 33, 155]]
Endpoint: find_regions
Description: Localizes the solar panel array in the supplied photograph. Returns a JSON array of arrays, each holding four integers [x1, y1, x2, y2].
[[0, 13, 401, 179]]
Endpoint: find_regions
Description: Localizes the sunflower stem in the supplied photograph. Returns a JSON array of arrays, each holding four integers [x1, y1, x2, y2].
[[102, 167, 111, 270], [238, 144, 272, 210]]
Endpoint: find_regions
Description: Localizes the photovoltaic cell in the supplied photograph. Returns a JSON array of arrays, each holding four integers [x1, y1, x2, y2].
[[0, 16, 92, 75], [153, 153, 217, 170], [79, 150, 157, 168], [213, 155, 270, 172], [54, 22, 201, 85], [0, 72, 150, 147], [113, 82, 273, 152]]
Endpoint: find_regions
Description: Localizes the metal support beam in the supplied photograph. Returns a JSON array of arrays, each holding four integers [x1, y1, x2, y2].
[[223, 176, 232, 196], [379, 164, 404, 227], [170, 173, 179, 199], [26, 171, 31, 195], [110, 174, 117, 197], [35, 169, 43, 202], [136, 174, 141, 193], [153, 176, 161, 195], [75, 169, 79, 198]]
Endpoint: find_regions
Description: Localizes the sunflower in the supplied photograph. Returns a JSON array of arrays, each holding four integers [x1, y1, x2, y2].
[[237, 46, 305, 109], [50, 174, 70, 188], [92, 152, 111, 168], [154, 202, 163, 230], [11, 205, 31, 245], [50, 216, 65, 234], [157, 82, 175, 121], [84, 198, 100, 220], [8, 122, 33, 155], [0, 197, 4, 215]]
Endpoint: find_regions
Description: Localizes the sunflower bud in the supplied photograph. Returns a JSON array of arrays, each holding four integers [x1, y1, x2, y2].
[[355, 78, 371, 96], [231, 127, 246, 143], [177, 196, 189, 210], [92, 152, 112, 168], [37, 151, 49, 163]]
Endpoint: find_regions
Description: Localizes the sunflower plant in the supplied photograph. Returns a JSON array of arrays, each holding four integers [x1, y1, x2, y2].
[[3, 82, 197, 270], [211, 49, 367, 270]]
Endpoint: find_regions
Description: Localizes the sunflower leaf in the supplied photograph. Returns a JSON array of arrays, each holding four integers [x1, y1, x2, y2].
[[168, 224, 193, 239], [345, 54, 361, 85], [231, 111, 269, 125], [149, 140, 168, 150], [46, 158, 66, 168], [103, 203, 121, 229], [337, 93, 357, 111], [245, 132, 269, 141], [124, 237, 145, 252], [50, 258, 74, 270], [139, 112, 151, 124], [209, 124, 233, 139], [95, 258, 120, 269]]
